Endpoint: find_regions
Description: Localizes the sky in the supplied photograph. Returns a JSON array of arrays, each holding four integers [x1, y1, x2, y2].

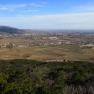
[[0, 0, 94, 29]]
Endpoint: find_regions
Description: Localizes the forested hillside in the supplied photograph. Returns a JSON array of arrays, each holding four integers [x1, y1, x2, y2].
[[0, 60, 94, 94]]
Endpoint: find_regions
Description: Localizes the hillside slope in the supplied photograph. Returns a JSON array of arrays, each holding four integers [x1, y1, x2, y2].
[[0, 26, 23, 34]]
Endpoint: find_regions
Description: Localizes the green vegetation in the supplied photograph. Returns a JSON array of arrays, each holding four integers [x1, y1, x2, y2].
[[0, 59, 93, 94]]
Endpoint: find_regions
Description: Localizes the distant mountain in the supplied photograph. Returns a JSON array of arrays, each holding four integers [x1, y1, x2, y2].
[[0, 26, 23, 34]]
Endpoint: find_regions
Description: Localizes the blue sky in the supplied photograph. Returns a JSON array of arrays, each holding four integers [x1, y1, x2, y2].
[[0, 0, 94, 29]]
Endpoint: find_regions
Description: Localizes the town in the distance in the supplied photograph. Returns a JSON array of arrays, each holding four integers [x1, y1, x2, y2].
[[0, 26, 94, 61]]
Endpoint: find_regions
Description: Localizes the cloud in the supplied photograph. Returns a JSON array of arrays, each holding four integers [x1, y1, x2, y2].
[[24, 9, 39, 12], [71, 4, 94, 13], [0, 12, 94, 30], [0, 6, 14, 12], [0, 7, 8, 11], [30, 13, 94, 29], [59, 1, 94, 13], [62, 13, 94, 29], [0, 3, 45, 12]]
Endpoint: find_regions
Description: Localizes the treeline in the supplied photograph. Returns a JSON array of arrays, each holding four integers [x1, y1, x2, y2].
[[0, 60, 94, 94]]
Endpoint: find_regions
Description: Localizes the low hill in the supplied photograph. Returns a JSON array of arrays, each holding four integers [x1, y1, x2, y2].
[[0, 26, 23, 34]]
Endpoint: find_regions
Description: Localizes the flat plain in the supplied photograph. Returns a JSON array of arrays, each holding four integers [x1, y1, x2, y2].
[[0, 44, 94, 61]]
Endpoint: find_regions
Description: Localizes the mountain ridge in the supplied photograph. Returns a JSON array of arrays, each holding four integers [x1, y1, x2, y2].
[[0, 26, 23, 34]]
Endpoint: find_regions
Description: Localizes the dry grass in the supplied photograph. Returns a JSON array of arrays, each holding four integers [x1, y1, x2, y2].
[[0, 45, 94, 61]]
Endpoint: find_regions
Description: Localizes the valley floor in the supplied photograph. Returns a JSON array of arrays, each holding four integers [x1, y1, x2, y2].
[[0, 45, 94, 61]]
